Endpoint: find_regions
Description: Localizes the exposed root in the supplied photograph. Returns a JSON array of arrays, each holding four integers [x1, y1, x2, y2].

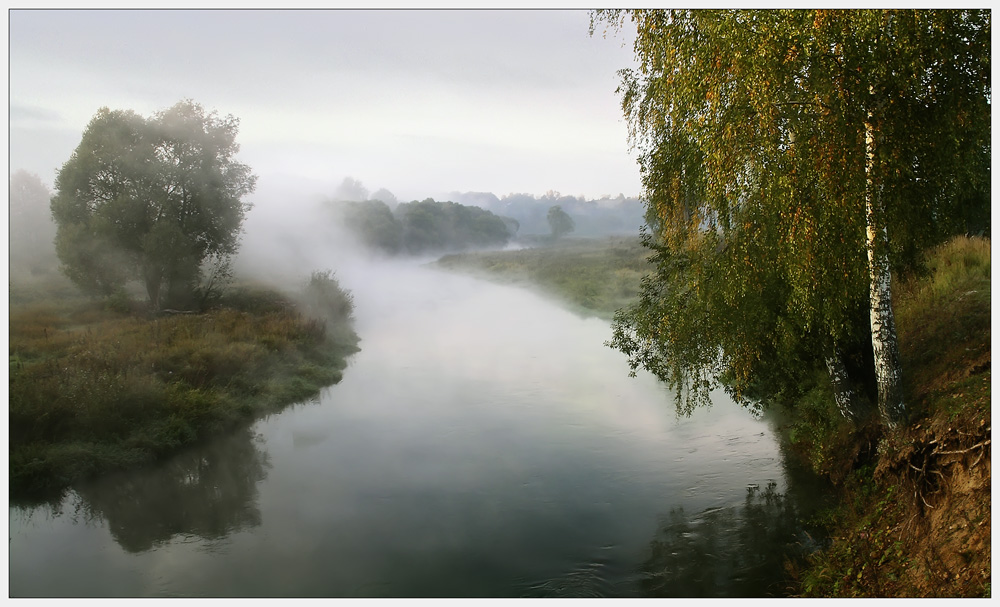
[[934, 438, 990, 456]]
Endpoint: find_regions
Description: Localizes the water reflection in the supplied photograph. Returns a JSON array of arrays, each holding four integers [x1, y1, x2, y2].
[[640, 482, 815, 597], [70, 425, 270, 553]]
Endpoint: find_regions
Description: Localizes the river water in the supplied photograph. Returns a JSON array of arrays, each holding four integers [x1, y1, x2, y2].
[[8, 259, 829, 597]]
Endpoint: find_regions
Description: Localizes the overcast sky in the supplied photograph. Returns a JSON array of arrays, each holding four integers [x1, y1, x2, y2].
[[9, 9, 641, 204]]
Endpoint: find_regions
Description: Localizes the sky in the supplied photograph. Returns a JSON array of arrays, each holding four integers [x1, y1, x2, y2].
[[8, 9, 642, 204]]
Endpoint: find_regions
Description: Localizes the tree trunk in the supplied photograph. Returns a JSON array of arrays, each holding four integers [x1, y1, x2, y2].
[[825, 349, 861, 420], [865, 110, 905, 428], [144, 266, 162, 311]]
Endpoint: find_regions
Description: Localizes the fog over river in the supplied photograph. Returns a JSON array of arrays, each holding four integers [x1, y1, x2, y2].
[[9, 258, 830, 598]]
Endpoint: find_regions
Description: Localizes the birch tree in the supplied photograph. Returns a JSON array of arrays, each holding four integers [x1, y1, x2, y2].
[[595, 9, 990, 427]]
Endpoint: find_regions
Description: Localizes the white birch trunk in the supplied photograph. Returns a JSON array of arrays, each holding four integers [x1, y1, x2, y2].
[[865, 109, 905, 428], [825, 350, 860, 420]]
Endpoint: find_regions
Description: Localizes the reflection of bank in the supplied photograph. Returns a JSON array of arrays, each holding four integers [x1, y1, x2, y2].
[[641, 482, 822, 597], [70, 425, 271, 553]]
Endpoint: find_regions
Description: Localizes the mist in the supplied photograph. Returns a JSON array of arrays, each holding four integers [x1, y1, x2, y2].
[[232, 180, 361, 291], [9, 10, 642, 206], [231, 174, 467, 294], [8, 170, 59, 284]]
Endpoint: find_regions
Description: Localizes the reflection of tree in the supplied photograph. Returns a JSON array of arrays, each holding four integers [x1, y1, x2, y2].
[[641, 483, 812, 597], [72, 425, 271, 553]]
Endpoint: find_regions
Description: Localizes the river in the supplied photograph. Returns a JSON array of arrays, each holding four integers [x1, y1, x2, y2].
[[8, 259, 830, 597]]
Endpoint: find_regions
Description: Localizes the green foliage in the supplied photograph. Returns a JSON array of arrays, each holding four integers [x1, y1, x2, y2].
[[451, 190, 646, 237], [595, 9, 991, 416], [53, 221, 133, 297], [775, 238, 989, 482], [546, 205, 575, 239], [50, 100, 257, 310], [895, 236, 991, 415], [777, 369, 880, 484], [797, 477, 913, 597], [397, 198, 512, 254]]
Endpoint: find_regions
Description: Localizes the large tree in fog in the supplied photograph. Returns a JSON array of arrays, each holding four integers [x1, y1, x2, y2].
[[51, 100, 257, 309], [596, 10, 990, 426]]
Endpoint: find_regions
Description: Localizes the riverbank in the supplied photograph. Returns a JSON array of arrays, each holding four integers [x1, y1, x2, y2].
[[434, 234, 991, 597], [435, 236, 650, 320], [9, 275, 360, 500], [788, 235, 991, 597]]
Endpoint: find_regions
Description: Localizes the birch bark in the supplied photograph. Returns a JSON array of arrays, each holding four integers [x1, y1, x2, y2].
[[825, 350, 860, 420], [865, 106, 905, 428]]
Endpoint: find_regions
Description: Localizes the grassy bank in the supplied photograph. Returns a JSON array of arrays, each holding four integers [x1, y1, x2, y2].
[[9, 275, 360, 499], [785, 235, 991, 597], [435, 236, 650, 319]]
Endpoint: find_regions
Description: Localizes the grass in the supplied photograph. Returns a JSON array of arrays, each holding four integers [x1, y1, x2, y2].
[[9, 278, 359, 499], [895, 235, 991, 417], [434, 236, 651, 319]]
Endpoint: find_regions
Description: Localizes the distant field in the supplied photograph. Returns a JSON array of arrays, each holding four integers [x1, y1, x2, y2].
[[434, 236, 652, 319]]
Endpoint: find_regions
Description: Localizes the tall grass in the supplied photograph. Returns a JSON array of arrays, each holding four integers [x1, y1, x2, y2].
[[9, 279, 359, 497], [895, 235, 991, 411]]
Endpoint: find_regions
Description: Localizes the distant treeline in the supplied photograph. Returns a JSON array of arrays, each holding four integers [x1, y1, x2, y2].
[[329, 185, 646, 256], [447, 190, 646, 237], [333, 198, 514, 255]]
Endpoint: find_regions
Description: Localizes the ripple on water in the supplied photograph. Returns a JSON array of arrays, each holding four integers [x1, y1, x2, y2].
[[520, 558, 613, 598]]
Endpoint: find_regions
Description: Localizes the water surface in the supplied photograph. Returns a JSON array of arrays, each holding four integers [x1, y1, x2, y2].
[[9, 260, 828, 597]]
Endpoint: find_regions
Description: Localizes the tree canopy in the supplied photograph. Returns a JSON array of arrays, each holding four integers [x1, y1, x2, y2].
[[341, 199, 403, 254], [51, 100, 257, 309], [595, 9, 990, 421], [547, 205, 576, 239]]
